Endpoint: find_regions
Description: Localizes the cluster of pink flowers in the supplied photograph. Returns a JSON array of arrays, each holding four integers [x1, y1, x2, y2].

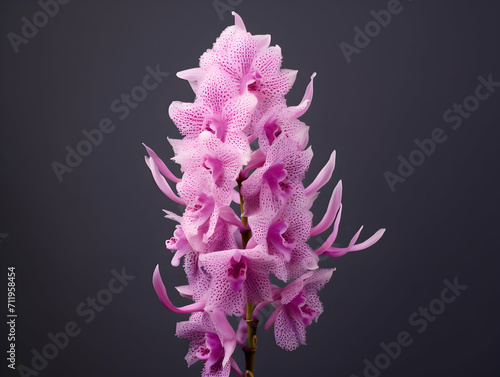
[[145, 13, 385, 377]]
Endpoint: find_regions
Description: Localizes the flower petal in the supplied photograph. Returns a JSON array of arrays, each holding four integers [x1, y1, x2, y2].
[[314, 205, 343, 255], [253, 34, 271, 51], [232, 11, 246, 31], [230, 358, 243, 377], [219, 206, 245, 231], [288, 72, 316, 119], [145, 157, 186, 205], [143, 143, 181, 183], [304, 150, 336, 196], [176, 67, 205, 93], [209, 309, 236, 366], [152, 265, 204, 313], [264, 304, 283, 330], [310, 180, 343, 236], [325, 228, 386, 257]]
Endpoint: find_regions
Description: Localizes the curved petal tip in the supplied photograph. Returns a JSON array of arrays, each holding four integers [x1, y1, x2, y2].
[[232, 12, 246, 31], [152, 265, 204, 314]]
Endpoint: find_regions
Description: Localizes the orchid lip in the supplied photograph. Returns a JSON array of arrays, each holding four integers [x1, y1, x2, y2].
[[263, 163, 288, 197], [268, 220, 294, 262], [227, 253, 247, 291], [202, 114, 227, 142]]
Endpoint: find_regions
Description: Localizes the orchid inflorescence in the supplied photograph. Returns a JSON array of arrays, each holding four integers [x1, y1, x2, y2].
[[144, 12, 385, 377]]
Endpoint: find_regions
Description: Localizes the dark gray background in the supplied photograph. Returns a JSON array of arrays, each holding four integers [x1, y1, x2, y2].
[[1, 1, 499, 376]]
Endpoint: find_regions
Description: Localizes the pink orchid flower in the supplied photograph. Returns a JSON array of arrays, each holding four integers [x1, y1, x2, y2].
[[176, 310, 242, 377], [262, 269, 335, 351]]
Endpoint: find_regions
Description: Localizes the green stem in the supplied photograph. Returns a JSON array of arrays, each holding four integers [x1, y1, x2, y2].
[[237, 179, 251, 249], [244, 302, 258, 377], [237, 179, 257, 376]]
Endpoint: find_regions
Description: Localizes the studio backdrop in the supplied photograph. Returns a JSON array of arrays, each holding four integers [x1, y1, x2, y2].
[[1, 1, 499, 377]]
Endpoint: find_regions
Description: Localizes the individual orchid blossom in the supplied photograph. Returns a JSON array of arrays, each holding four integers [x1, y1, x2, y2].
[[261, 269, 334, 351], [199, 246, 277, 316], [145, 12, 385, 377], [176, 310, 242, 377]]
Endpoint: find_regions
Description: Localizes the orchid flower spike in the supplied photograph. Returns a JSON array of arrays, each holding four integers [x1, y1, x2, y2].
[[145, 11, 385, 376]]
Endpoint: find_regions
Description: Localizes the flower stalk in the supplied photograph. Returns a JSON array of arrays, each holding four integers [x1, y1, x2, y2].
[[239, 179, 257, 376], [238, 179, 251, 249], [244, 302, 258, 377]]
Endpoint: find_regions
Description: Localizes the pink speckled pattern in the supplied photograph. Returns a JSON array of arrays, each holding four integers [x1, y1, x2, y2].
[[145, 12, 385, 376]]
